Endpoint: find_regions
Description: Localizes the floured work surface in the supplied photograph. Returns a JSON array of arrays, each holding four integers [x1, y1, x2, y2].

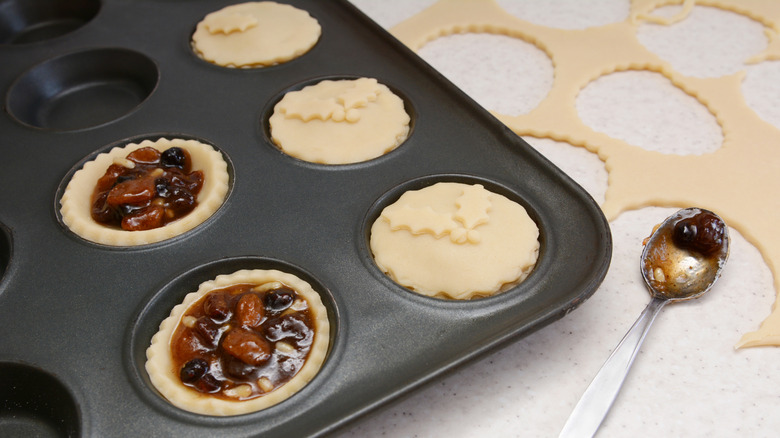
[[0, 0, 609, 436], [390, 0, 780, 347]]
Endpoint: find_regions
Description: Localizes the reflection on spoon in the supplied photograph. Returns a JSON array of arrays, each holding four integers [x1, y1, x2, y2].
[[559, 208, 729, 438]]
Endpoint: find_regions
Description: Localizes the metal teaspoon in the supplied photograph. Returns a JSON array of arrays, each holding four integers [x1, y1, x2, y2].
[[559, 208, 730, 438]]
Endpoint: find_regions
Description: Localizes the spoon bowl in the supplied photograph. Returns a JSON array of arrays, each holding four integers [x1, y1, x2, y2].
[[641, 208, 729, 301], [559, 208, 729, 438]]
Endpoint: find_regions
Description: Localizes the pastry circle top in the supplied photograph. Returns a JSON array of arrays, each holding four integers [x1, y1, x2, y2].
[[191, 2, 321, 68], [370, 182, 540, 299], [269, 77, 411, 164], [59, 137, 229, 246], [145, 269, 330, 416]]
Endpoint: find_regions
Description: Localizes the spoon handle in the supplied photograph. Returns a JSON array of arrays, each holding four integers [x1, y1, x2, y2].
[[559, 297, 667, 438]]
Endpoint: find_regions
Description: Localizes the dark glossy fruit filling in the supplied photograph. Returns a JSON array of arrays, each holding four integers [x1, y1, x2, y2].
[[672, 210, 726, 256], [91, 146, 203, 231], [171, 283, 315, 400]]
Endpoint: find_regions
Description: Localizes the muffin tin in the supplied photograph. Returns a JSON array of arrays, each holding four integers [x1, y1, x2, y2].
[[0, 0, 612, 436]]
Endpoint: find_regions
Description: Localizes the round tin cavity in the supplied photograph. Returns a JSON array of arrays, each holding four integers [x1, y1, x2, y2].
[[0, 362, 81, 437], [363, 174, 542, 300], [55, 134, 233, 248], [127, 256, 336, 418], [263, 75, 414, 165], [0, 223, 10, 283], [6, 47, 158, 131], [0, 0, 100, 44], [190, 1, 321, 69]]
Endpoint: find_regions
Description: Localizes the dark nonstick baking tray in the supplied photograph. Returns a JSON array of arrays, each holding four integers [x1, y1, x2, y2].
[[0, 0, 612, 436]]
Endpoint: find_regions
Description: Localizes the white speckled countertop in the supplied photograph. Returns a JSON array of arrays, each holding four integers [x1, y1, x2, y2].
[[337, 1, 780, 437]]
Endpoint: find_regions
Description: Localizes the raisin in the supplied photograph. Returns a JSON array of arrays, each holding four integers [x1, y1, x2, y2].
[[236, 294, 264, 328], [119, 202, 148, 216], [265, 315, 312, 345], [193, 318, 220, 348], [95, 164, 125, 192], [167, 187, 196, 215], [106, 175, 157, 206], [672, 211, 725, 256], [180, 358, 208, 383], [196, 373, 222, 393], [221, 329, 271, 366], [202, 293, 231, 322], [116, 174, 135, 184], [169, 169, 203, 191], [154, 177, 170, 198], [91, 192, 118, 224], [121, 205, 164, 231], [160, 147, 187, 169], [126, 147, 161, 165], [265, 288, 295, 313], [674, 221, 696, 244], [222, 355, 256, 379], [172, 330, 208, 359]]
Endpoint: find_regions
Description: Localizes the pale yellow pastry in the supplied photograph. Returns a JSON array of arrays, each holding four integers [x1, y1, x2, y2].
[[191, 2, 321, 68], [145, 269, 330, 416], [269, 77, 411, 164], [59, 137, 229, 246], [370, 182, 539, 299]]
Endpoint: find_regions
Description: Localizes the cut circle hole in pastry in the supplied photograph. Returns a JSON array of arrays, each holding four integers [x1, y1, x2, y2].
[[522, 137, 607, 205], [417, 32, 553, 116], [58, 136, 230, 247], [496, 0, 629, 30], [742, 60, 780, 130], [636, 4, 767, 78], [145, 268, 330, 416], [349, 0, 437, 29], [576, 70, 722, 155]]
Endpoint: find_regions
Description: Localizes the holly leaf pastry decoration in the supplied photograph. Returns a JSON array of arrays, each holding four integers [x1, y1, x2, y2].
[[383, 184, 492, 244], [204, 12, 258, 35], [278, 78, 383, 123]]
